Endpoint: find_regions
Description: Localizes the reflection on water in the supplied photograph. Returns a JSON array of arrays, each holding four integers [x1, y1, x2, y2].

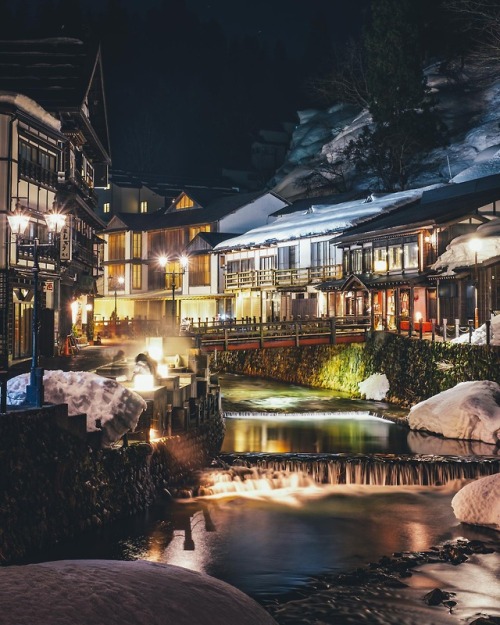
[[220, 374, 499, 457], [222, 412, 410, 454], [32, 482, 495, 599]]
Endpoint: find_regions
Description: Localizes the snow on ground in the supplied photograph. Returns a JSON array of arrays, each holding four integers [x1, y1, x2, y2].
[[408, 380, 500, 445], [451, 313, 500, 345], [452, 473, 500, 531], [5, 370, 147, 446], [0, 560, 278, 625], [358, 373, 389, 401]]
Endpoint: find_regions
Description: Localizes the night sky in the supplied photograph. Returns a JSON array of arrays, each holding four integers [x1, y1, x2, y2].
[[1, 0, 369, 183]]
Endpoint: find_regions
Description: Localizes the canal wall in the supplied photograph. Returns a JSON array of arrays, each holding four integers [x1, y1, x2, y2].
[[214, 332, 500, 407], [0, 404, 225, 564]]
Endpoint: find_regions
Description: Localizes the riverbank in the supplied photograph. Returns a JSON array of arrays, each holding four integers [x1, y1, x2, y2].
[[214, 332, 500, 407], [265, 537, 500, 625]]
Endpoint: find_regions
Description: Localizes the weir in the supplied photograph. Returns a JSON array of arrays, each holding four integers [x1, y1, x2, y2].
[[216, 453, 500, 487]]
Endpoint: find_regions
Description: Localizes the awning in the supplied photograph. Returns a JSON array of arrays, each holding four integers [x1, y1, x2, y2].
[[317, 272, 429, 291]]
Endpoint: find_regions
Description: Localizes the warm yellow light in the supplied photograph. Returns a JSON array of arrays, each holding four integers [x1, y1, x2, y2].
[[7, 211, 30, 236], [146, 337, 163, 362], [157, 364, 170, 378], [415, 311, 423, 322], [70, 300, 79, 324], [134, 374, 154, 390], [149, 428, 160, 441], [45, 211, 67, 233], [158, 255, 168, 268]]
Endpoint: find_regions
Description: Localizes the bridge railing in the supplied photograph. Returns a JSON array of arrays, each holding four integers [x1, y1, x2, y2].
[[186, 317, 371, 349]]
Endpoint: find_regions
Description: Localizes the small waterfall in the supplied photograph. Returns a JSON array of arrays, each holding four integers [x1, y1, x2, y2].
[[217, 453, 500, 487]]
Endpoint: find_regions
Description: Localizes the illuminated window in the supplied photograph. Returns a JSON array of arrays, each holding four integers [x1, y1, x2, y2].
[[388, 245, 402, 270], [132, 232, 142, 258], [132, 264, 142, 289], [403, 242, 418, 269], [350, 249, 362, 273], [311, 241, 330, 267], [189, 224, 210, 240], [176, 194, 195, 209], [108, 264, 125, 285], [103, 202, 110, 214], [140, 200, 148, 213], [190, 254, 210, 286], [108, 233, 125, 260]]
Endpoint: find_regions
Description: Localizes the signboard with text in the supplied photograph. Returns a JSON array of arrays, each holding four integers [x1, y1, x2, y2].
[[60, 224, 72, 261]]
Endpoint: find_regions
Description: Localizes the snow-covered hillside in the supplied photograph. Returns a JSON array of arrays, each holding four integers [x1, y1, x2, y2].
[[271, 62, 500, 200]]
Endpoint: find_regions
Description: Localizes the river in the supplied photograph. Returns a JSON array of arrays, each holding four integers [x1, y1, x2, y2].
[[27, 373, 499, 608]]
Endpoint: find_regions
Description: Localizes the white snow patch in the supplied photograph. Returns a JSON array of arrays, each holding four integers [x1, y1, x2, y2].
[[358, 373, 389, 401], [6, 370, 147, 446], [0, 559, 278, 625], [432, 218, 500, 273], [408, 380, 500, 445], [0, 91, 61, 130], [452, 473, 500, 531], [451, 313, 500, 345]]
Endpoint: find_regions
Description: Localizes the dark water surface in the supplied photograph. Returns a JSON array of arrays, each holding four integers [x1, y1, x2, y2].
[[25, 374, 499, 601]]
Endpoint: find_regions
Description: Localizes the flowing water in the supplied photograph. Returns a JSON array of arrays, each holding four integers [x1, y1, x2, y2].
[[29, 373, 500, 610]]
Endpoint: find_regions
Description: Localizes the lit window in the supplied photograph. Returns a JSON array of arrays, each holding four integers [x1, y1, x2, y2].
[[132, 264, 142, 289], [103, 202, 110, 214], [132, 232, 142, 258], [403, 242, 418, 269], [140, 200, 148, 213], [176, 194, 195, 209], [388, 245, 402, 270]]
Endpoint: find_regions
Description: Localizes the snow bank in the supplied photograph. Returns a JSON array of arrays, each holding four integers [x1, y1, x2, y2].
[[452, 473, 500, 531], [358, 373, 389, 401], [408, 380, 500, 445], [6, 370, 147, 446], [0, 560, 278, 625], [451, 313, 500, 345]]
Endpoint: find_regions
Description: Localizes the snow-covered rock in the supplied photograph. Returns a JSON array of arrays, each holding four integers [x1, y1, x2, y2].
[[0, 560, 278, 625], [452, 473, 500, 531], [408, 380, 500, 445], [358, 373, 389, 401], [6, 370, 147, 446]]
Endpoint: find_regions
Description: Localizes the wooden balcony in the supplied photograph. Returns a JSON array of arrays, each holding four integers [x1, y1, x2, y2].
[[224, 265, 342, 290]]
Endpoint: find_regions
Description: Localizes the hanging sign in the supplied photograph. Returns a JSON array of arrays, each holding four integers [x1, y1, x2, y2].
[[43, 281, 54, 292], [60, 224, 72, 261]]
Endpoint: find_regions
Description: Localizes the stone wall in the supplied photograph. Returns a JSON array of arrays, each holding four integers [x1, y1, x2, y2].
[[214, 332, 500, 407], [0, 405, 225, 564]]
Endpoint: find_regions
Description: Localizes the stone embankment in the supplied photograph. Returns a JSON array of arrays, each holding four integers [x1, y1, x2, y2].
[[214, 332, 500, 407], [0, 404, 224, 564]]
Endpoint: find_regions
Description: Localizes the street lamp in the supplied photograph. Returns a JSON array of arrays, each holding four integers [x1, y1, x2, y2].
[[7, 203, 67, 407], [468, 237, 481, 328], [110, 275, 125, 319], [158, 255, 188, 331]]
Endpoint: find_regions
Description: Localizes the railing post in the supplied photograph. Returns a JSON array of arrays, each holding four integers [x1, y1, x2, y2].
[[295, 322, 300, 347], [442, 318, 447, 343], [486, 319, 491, 345], [330, 317, 336, 344], [224, 328, 229, 351], [468, 319, 474, 343], [431, 319, 436, 342], [419, 320, 423, 340], [260, 322, 264, 348], [455, 318, 460, 339]]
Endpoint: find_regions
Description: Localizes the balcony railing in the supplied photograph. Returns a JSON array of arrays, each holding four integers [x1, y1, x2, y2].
[[225, 265, 342, 290], [19, 159, 58, 188]]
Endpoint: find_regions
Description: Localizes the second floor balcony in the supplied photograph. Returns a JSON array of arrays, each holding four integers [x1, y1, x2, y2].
[[225, 265, 342, 290]]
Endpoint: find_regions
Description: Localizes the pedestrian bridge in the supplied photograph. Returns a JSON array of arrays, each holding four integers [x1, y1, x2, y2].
[[187, 317, 370, 351]]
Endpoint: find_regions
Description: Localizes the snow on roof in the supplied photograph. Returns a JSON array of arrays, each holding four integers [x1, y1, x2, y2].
[[432, 217, 500, 272], [214, 185, 438, 251], [0, 90, 60, 130]]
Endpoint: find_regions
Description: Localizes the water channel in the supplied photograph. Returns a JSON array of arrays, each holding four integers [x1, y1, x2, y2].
[[29, 373, 500, 608]]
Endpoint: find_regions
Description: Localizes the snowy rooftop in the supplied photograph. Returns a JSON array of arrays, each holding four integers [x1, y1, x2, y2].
[[214, 186, 439, 251]]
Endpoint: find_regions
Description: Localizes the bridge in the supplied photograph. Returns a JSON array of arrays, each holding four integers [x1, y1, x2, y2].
[[186, 317, 371, 351]]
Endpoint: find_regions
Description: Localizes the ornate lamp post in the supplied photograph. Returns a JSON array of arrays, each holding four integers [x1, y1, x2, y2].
[[468, 237, 481, 328], [7, 204, 67, 407], [158, 255, 188, 332]]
